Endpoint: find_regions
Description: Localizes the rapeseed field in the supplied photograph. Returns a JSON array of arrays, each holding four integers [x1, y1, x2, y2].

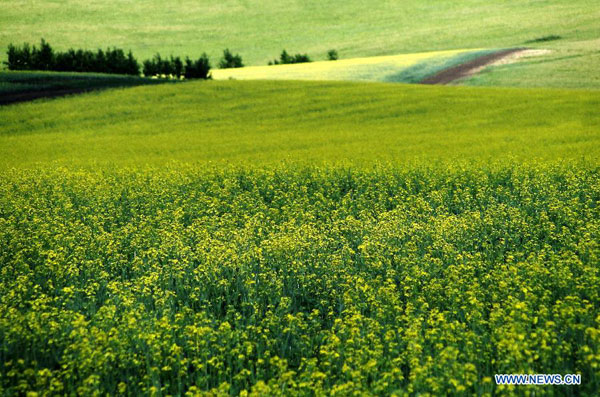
[[2, 0, 599, 394], [1, 163, 599, 395]]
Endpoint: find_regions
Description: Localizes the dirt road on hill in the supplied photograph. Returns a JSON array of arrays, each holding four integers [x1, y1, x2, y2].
[[421, 48, 527, 85]]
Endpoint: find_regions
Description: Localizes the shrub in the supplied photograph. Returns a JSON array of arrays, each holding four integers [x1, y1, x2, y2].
[[31, 39, 54, 70], [219, 48, 244, 69], [5, 43, 32, 70], [143, 54, 186, 78], [525, 35, 562, 43], [184, 54, 211, 79], [327, 49, 339, 61], [268, 49, 312, 65]]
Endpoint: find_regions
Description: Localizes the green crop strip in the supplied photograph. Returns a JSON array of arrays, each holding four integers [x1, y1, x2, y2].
[[1, 81, 599, 168]]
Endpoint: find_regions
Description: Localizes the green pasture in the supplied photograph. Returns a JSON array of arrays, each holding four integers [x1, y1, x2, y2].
[[461, 38, 600, 90], [1, 1, 598, 88], [1, 80, 598, 169], [1, 0, 597, 64]]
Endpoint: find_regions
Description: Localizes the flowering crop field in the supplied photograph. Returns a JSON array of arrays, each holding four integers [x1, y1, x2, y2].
[[1, 80, 600, 395], [211, 49, 479, 83], [1, 164, 599, 395]]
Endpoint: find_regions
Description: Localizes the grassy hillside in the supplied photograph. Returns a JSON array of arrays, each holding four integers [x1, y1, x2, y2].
[[1, 80, 598, 168], [461, 38, 600, 90], [1, 0, 598, 67]]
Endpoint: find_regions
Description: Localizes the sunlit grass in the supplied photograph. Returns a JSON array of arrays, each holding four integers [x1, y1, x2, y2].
[[1, 80, 598, 169]]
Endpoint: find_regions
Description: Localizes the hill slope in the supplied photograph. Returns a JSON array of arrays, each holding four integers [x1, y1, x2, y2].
[[1, 0, 597, 66], [1, 80, 598, 168]]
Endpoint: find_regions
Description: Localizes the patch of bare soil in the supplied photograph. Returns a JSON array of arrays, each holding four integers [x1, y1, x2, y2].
[[421, 48, 549, 85]]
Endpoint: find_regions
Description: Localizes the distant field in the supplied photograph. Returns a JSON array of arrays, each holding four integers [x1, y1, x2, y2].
[[1, 1, 597, 64], [461, 38, 600, 90], [1, 1, 598, 90], [212, 48, 488, 83], [1, 80, 598, 168]]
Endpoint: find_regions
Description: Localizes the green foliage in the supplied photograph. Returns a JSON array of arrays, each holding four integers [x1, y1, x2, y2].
[[219, 48, 244, 69], [327, 49, 339, 61], [143, 54, 185, 78], [33, 39, 54, 70], [269, 50, 311, 65], [142, 53, 211, 79], [5, 39, 140, 75], [0, 164, 599, 395], [184, 54, 212, 80]]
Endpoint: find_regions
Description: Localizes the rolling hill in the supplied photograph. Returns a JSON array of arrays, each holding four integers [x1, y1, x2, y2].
[[1, 80, 598, 168]]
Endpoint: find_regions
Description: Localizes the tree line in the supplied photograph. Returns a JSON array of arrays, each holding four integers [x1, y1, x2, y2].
[[4, 39, 213, 79], [4, 39, 341, 78], [141, 54, 211, 79]]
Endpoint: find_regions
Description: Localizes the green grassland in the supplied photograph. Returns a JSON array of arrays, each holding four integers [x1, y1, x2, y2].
[[1, 0, 597, 64], [1, 80, 599, 168], [1, 1, 599, 88], [461, 38, 600, 90]]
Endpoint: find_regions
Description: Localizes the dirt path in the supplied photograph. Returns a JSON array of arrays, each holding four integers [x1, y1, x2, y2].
[[421, 48, 527, 85], [0, 88, 96, 106]]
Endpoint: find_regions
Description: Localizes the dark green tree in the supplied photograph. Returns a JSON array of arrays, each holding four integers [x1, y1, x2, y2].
[[219, 48, 244, 69], [32, 39, 55, 70], [184, 54, 211, 79]]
